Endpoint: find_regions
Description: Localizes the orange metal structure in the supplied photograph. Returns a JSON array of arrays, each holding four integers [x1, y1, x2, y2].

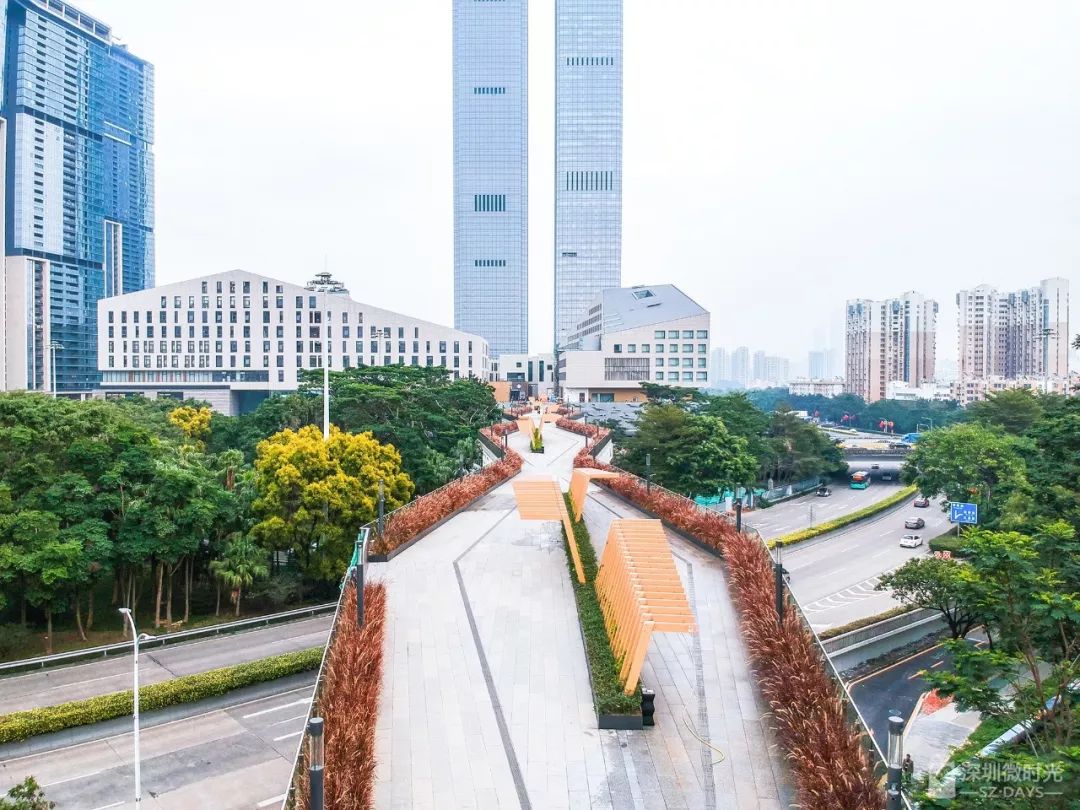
[[511, 477, 585, 583], [568, 468, 620, 522]]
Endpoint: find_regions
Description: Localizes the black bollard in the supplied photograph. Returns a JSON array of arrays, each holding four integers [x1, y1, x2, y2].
[[641, 688, 656, 726]]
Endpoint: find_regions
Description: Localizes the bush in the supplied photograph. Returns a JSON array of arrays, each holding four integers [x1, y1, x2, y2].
[[530, 427, 544, 452], [247, 571, 304, 611], [0, 777, 53, 809], [818, 605, 917, 640], [769, 485, 918, 549], [560, 495, 639, 716], [0, 625, 34, 661], [928, 532, 970, 557], [0, 646, 323, 744]]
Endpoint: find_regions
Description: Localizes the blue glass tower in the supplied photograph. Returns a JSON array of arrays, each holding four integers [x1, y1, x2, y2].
[[554, 0, 622, 348], [1, 0, 154, 392], [453, 0, 528, 357]]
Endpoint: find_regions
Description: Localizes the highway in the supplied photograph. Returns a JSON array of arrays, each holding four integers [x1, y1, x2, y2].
[[0, 615, 332, 714], [0, 678, 313, 809]]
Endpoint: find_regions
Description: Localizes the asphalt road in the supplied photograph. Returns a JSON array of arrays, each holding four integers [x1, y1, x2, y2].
[[0, 615, 332, 714], [782, 494, 953, 631], [0, 679, 313, 809]]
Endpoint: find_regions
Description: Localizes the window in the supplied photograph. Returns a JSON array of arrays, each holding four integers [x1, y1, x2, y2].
[[697, 330, 708, 339], [697, 358, 707, 368], [696, 372, 708, 381], [698, 344, 707, 354], [682, 358, 693, 368], [655, 358, 664, 367], [655, 371, 664, 380], [655, 344, 663, 353], [627, 344, 636, 353], [682, 331, 694, 339], [473, 194, 507, 212], [612, 344, 622, 353], [669, 344, 679, 353], [682, 372, 693, 381], [653, 330, 665, 339], [641, 344, 650, 353], [683, 344, 694, 353]]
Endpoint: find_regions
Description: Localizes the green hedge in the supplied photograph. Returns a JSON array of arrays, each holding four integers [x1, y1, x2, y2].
[[818, 604, 917, 640], [768, 485, 918, 549], [928, 532, 970, 557], [0, 646, 323, 744], [561, 494, 640, 716]]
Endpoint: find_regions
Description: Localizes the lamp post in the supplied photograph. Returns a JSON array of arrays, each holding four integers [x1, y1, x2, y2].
[[354, 530, 368, 628], [46, 341, 63, 398], [773, 543, 786, 625], [308, 717, 325, 810], [118, 608, 153, 805], [885, 714, 905, 809], [322, 290, 330, 440], [377, 479, 385, 537], [645, 453, 652, 494]]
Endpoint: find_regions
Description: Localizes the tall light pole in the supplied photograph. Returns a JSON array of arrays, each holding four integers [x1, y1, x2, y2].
[[47, 341, 63, 398], [322, 289, 330, 440], [118, 608, 153, 805]]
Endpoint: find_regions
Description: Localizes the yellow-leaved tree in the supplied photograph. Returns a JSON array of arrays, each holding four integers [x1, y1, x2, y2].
[[250, 425, 413, 583], [168, 405, 213, 449]]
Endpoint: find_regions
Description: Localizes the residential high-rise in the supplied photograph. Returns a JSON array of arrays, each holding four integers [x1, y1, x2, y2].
[[808, 350, 827, 379], [845, 292, 938, 403], [751, 350, 766, 382], [1, 0, 154, 393], [763, 355, 791, 386], [553, 0, 622, 347], [709, 347, 729, 382], [452, 0, 528, 356], [957, 278, 1070, 380], [731, 346, 750, 388]]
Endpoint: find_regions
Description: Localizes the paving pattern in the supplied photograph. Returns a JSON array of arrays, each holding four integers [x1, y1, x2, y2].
[[373, 425, 793, 809]]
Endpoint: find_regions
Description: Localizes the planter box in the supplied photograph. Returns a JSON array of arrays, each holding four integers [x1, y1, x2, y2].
[[531, 446, 545, 454], [368, 487, 498, 563], [598, 712, 642, 730]]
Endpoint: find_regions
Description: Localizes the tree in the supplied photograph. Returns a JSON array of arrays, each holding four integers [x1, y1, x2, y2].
[[0, 777, 54, 810], [167, 405, 213, 449], [902, 423, 1029, 525], [618, 404, 757, 497], [877, 557, 981, 638], [967, 389, 1045, 435], [209, 536, 269, 616], [1022, 396, 1080, 532], [760, 408, 847, 485], [250, 425, 413, 583]]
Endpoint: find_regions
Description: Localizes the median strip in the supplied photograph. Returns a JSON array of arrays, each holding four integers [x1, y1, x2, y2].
[[768, 484, 918, 549]]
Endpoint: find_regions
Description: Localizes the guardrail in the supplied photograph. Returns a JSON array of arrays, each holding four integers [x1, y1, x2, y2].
[[0, 602, 337, 676]]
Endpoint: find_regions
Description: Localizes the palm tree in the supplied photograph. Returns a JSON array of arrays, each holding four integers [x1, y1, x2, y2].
[[209, 536, 269, 617]]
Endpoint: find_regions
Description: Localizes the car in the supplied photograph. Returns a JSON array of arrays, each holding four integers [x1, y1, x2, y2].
[[900, 534, 923, 548], [913, 497, 930, 508], [816, 487, 832, 497], [905, 517, 926, 529], [881, 473, 894, 481], [871, 464, 880, 470]]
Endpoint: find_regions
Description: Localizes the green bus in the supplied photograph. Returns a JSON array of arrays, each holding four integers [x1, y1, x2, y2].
[[850, 470, 871, 489]]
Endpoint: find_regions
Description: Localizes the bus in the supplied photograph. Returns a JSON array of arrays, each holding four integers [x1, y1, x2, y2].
[[850, 470, 871, 489]]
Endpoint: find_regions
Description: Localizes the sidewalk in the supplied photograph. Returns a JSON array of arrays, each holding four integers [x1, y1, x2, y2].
[[905, 697, 981, 777]]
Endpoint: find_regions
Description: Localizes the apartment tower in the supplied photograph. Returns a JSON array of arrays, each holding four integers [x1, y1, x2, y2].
[[553, 0, 623, 347], [845, 292, 938, 402], [452, 0, 528, 356]]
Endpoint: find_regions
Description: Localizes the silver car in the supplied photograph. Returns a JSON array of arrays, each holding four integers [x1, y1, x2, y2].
[[899, 534, 923, 548]]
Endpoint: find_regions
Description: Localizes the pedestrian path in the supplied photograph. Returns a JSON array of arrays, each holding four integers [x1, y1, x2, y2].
[[372, 423, 792, 808]]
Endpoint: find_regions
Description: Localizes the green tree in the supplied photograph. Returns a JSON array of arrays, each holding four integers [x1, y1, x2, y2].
[[209, 536, 269, 616], [0, 777, 54, 810], [877, 557, 982, 638], [967, 388, 1045, 434], [760, 408, 847, 485], [902, 423, 1029, 525], [1022, 396, 1080, 532]]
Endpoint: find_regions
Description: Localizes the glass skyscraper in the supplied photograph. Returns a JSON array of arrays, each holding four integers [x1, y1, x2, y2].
[[1, 0, 154, 392], [554, 0, 622, 348], [453, 0, 528, 357]]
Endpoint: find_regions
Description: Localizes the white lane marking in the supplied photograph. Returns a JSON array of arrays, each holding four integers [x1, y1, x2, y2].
[[872, 548, 893, 559], [268, 713, 310, 727], [91, 803, 123, 810], [273, 730, 304, 742], [242, 698, 310, 719], [257, 794, 287, 808]]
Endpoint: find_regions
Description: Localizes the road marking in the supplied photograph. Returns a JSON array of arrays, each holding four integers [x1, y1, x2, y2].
[[91, 803, 123, 810], [273, 730, 304, 742], [931, 660, 945, 668], [268, 712, 310, 727], [242, 698, 310, 719], [871, 549, 893, 559], [908, 669, 927, 680], [257, 794, 287, 808]]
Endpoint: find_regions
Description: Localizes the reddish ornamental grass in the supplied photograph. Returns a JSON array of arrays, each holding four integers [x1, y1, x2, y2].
[[485, 421, 518, 439], [294, 580, 386, 810], [571, 435, 881, 808]]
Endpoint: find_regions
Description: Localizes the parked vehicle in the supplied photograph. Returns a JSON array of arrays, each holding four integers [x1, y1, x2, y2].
[[913, 497, 930, 508], [900, 534, 923, 548], [904, 517, 926, 529]]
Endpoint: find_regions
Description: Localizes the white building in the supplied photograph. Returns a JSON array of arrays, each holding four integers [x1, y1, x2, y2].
[[845, 292, 938, 403], [96, 270, 490, 415], [885, 380, 956, 402], [808, 350, 828, 380], [730, 346, 750, 388], [951, 374, 1078, 406], [493, 353, 556, 401], [788, 378, 845, 397], [559, 284, 710, 403]]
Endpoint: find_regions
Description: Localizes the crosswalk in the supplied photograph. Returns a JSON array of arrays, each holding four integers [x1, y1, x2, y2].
[[801, 574, 886, 613]]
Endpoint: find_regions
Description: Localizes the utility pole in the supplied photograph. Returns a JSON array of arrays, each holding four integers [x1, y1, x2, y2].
[[47, 341, 63, 398]]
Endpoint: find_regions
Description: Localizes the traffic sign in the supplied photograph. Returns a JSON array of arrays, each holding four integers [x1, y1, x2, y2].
[[949, 502, 978, 525]]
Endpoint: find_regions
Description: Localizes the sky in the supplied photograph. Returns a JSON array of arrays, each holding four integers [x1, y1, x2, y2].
[[79, 0, 1080, 373]]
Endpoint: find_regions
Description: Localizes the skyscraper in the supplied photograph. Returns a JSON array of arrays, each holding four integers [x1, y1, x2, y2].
[[845, 292, 938, 402], [731, 346, 750, 388], [553, 0, 622, 348], [709, 346, 729, 382], [808, 350, 827, 379], [1, 0, 154, 393], [452, 0, 528, 356]]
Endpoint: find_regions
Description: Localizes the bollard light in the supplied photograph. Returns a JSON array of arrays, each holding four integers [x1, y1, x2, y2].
[[886, 714, 904, 810], [309, 717, 325, 810], [377, 479, 385, 537], [773, 543, 785, 625], [355, 531, 368, 628], [645, 453, 652, 494]]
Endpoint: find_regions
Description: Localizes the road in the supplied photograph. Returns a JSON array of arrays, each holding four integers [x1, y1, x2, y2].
[[782, 493, 952, 631], [0, 679, 313, 809], [0, 615, 332, 714]]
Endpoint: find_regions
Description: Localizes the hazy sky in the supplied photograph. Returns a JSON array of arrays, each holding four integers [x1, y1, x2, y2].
[[79, 1, 1079, 370]]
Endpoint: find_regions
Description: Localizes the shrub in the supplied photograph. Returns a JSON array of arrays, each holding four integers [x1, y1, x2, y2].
[[530, 427, 544, 452], [928, 533, 970, 557], [818, 604, 917, 640], [556, 416, 607, 441], [0, 777, 53, 809], [0, 647, 323, 744], [769, 485, 918, 549], [0, 624, 34, 661], [293, 580, 386, 810]]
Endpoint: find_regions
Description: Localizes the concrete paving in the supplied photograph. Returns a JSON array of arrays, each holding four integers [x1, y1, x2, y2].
[[372, 424, 793, 809], [0, 615, 332, 714], [905, 701, 981, 778]]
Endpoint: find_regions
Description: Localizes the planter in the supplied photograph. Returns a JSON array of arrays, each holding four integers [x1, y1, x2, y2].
[[531, 446, 545, 454], [598, 712, 643, 730], [368, 488, 497, 562]]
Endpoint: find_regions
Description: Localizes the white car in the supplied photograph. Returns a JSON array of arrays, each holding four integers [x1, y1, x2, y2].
[[899, 534, 923, 548]]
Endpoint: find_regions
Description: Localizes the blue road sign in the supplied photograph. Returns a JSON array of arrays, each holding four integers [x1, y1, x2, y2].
[[949, 502, 978, 525]]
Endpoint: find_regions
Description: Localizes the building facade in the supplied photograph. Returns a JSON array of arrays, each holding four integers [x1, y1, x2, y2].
[[957, 278, 1070, 381], [493, 352, 555, 401], [1, 0, 154, 393], [730, 346, 750, 388], [952, 374, 1078, 406], [553, 0, 622, 347], [97, 271, 490, 415], [808, 350, 827, 380], [452, 0, 528, 356], [845, 292, 938, 403], [709, 347, 729, 384], [788, 378, 844, 398], [559, 284, 709, 402]]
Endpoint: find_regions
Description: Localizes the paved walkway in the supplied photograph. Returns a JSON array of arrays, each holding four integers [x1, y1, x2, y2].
[[372, 424, 792, 809]]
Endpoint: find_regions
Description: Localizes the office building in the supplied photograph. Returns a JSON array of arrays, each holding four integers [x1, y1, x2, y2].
[[553, 0, 623, 347], [493, 352, 555, 401], [885, 380, 955, 402], [559, 284, 709, 402], [788, 378, 844, 398], [957, 278, 1070, 380], [452, 0, 528, 355], [845, 292, 938, 403], [752, 350, 766, 382], [96, 270, 490, 415], [730, 346, 750, 388], [1, 0, 154, 393], [808, 350, 827, 380]]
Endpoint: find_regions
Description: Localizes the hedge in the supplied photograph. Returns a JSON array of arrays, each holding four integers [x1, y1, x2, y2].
[[0, 646, 323, 744], [560, 494, 639, 716], [928, 532, 970, 557], [768, 485, 919, 548], [818, 604, 917, 640]]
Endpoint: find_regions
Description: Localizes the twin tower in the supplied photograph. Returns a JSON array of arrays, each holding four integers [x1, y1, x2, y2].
[[452, 1, 623, 357]]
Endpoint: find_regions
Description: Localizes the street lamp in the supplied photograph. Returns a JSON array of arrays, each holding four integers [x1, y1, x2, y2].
[[46, 341, 63, 398], [118, 608, 154, 806], [322, 289, 330, 440], [886, 714, 905, 809]]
